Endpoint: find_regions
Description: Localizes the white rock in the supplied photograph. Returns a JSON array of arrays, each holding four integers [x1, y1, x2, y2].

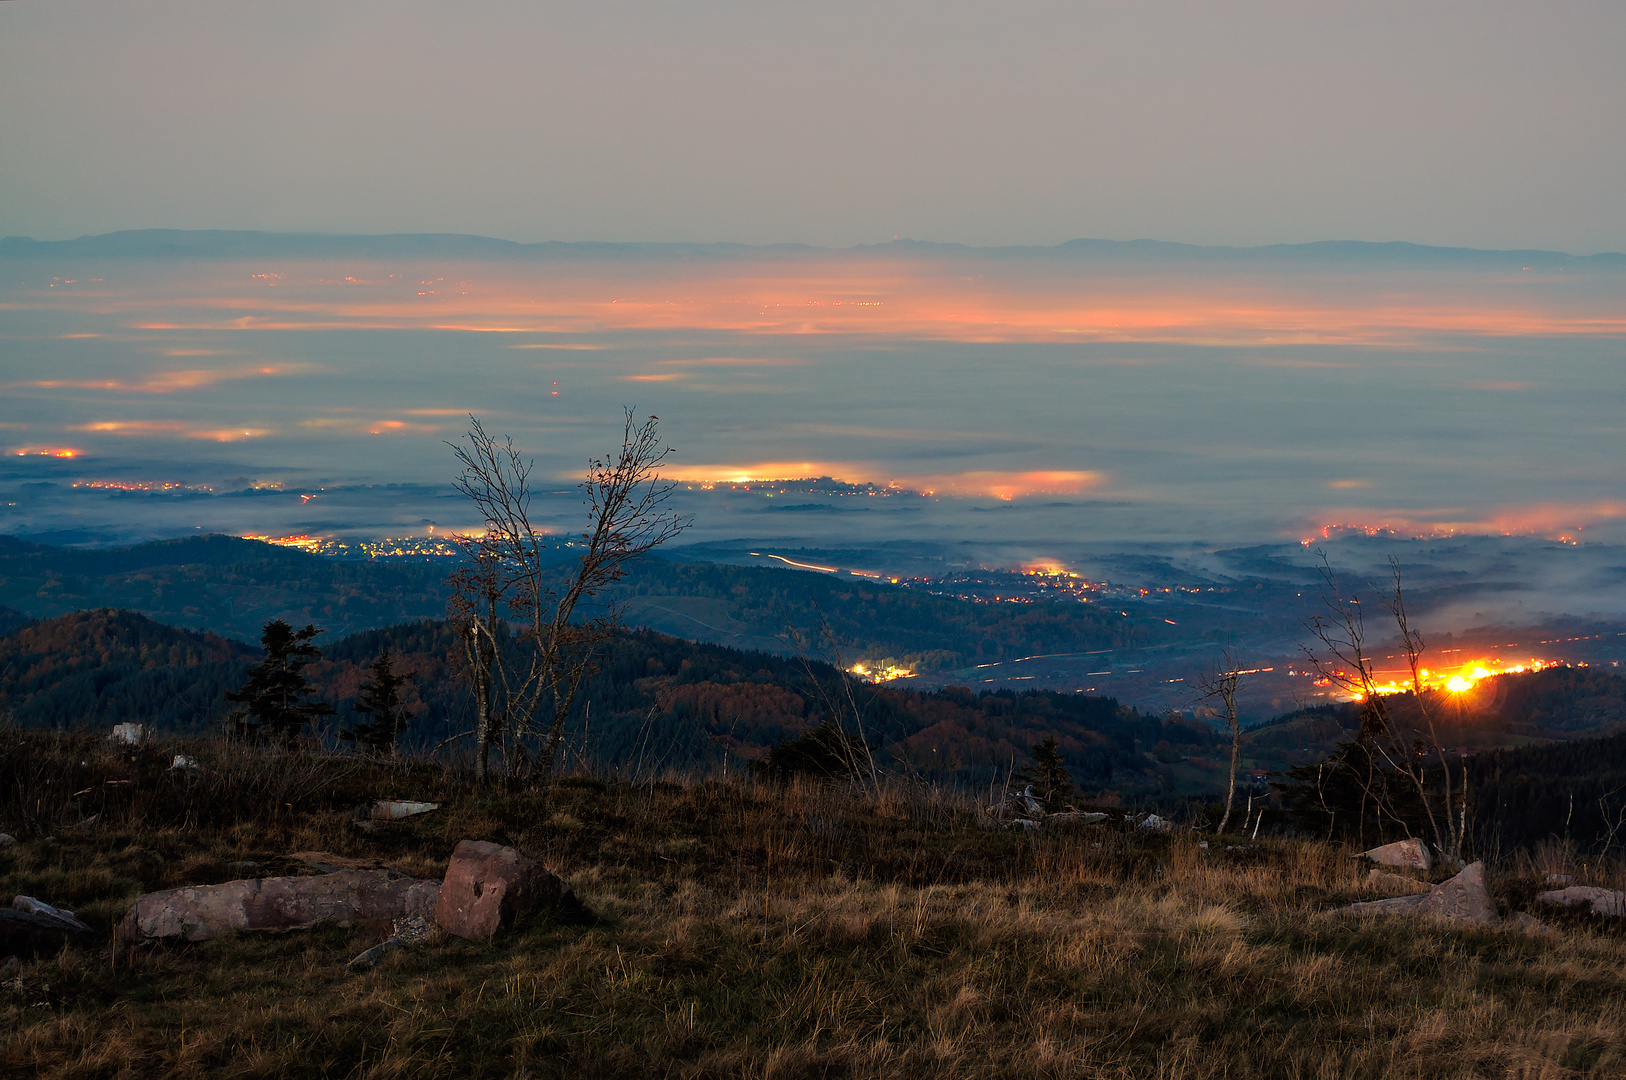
[[110, 723, 146, 746], [1536, 885, 1626, 917]]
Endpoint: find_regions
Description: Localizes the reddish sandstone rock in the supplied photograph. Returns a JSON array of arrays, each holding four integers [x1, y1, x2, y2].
[[434, 840, 572, 941], [118, 870, 440, 943]]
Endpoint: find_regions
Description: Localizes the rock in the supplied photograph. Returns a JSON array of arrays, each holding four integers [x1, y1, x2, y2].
[[392, 914, 439, 944], [370, 800, 440, 821], [1046, 811, 1109, 827], [1340, 893, 1429, 917], [349, 912, 443, 970], [1509, 911, 1555, 935], [1, 905, 97, 955], [1414, 862, 1498, 925], [434, 840, 573, 941], [1357, 838, 1432, 871], [347, 937, 402, 970], [1536, 885, 1626, 917], [0, 833, 15, 847], [110, 723, 146, 746], [1137, 814, 1172, 832], [12, 896, 93, 934], [118, 869, 441, 943], [1339, 861, 1499, 926], [1367, 869, 1432, 895]]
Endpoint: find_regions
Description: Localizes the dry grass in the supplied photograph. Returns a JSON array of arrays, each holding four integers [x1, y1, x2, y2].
[[3, 730, 1626, 1078]]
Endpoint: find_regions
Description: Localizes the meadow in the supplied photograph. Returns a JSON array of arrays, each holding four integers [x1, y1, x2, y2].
[[3, 729, 1626, 1079]]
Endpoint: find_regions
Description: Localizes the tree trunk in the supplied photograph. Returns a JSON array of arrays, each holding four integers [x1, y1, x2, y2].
[[1218, 736, 1240, 834]]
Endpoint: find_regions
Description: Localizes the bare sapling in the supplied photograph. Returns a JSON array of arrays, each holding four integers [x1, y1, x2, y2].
[[788, 614, 883, 800], [448, 410, 687, 782], [1302, 554, 1468, 869], [1195, 642, 1245, 834]]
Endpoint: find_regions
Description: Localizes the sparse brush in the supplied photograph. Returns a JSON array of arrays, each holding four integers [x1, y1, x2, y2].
[[1, 728, 1625, 1079]]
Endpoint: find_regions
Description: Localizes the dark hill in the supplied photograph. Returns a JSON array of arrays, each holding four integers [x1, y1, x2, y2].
[[0, 534, 451, 641], [0, 608, 1217, 798], [1245, 665, 1626, 776], [0, 609, 256, 732]]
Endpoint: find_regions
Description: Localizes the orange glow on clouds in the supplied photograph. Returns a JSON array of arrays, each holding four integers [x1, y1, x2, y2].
[[664, 464, 1102, 500], [10, 366, 297, 395], [1304, 501, 1626, 542], [917, 470, 1102, 500], [22, 255, 1618, 347], [72, 420, 271, 442]]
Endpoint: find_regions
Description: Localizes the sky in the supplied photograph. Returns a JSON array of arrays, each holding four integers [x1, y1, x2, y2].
[[3, 0, 1625, 252]]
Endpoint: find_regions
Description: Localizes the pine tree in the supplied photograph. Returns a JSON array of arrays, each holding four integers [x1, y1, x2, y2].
[[225, 620, 334, 746], [343, 650, 415, 756], [1014, 735, 1076, 812]]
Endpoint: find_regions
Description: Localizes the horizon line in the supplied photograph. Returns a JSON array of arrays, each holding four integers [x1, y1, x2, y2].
[[3, 228, 1624, 262]]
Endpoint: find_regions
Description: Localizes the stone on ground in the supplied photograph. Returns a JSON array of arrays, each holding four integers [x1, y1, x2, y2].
[[1338, 861, 1498, 926], [434, 840, 574, 941], [119, 869, 441, 942], [1358, 838, 1432, 871], [1536, 885, 1626, 917]]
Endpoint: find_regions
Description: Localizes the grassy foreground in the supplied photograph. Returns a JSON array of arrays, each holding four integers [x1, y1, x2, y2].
[[3, 731, 1626, 1079]]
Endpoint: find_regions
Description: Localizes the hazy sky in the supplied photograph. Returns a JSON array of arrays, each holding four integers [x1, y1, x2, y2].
[[3, 1, 1624, 251]]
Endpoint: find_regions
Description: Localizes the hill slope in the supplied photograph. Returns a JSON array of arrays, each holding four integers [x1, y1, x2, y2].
[[0, 608, 256, 732]]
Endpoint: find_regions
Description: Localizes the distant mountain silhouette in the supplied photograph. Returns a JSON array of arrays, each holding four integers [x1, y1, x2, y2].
[[3, 229, 1619, 267]]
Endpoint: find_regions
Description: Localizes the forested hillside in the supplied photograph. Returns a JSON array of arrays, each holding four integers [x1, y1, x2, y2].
[[0, 608, 1220, 799], [1469, 732, 1626, 852], [0, 534, 449, 641], [0, 608, 256, 731]]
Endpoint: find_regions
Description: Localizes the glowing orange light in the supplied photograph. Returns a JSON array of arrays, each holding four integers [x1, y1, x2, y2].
[[12, 447, 81, 458]]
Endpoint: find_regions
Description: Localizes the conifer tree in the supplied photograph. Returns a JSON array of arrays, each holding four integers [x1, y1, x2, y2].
[[1014, 735, 1076, 812], [225, 620, 334, 746], [343, 650, 414, 756]]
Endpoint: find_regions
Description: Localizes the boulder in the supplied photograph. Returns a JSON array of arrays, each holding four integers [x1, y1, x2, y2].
[[110, 723, 146, 746], [1357, 838, 1432, 871], [434, 840, 573, 941], [1339, 861, 1499, 926], [12, 896, 93, 933], [371, 800, 440, 821], [2, 899, 98, 955], [1414, 861, 1498, 924], [1536, 885, 1626, 917], [119, 869, 440, 943]]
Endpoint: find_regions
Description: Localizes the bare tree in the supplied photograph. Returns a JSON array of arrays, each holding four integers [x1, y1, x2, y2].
[[1302, 553, 1468, 868], [448, 410, 687, 782], [1195, 642, 1245, 834]]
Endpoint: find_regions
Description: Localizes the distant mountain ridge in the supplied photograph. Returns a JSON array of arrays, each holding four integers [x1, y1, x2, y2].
[[0, 533, 1160, 664], [2, 229, 1620, 267]]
